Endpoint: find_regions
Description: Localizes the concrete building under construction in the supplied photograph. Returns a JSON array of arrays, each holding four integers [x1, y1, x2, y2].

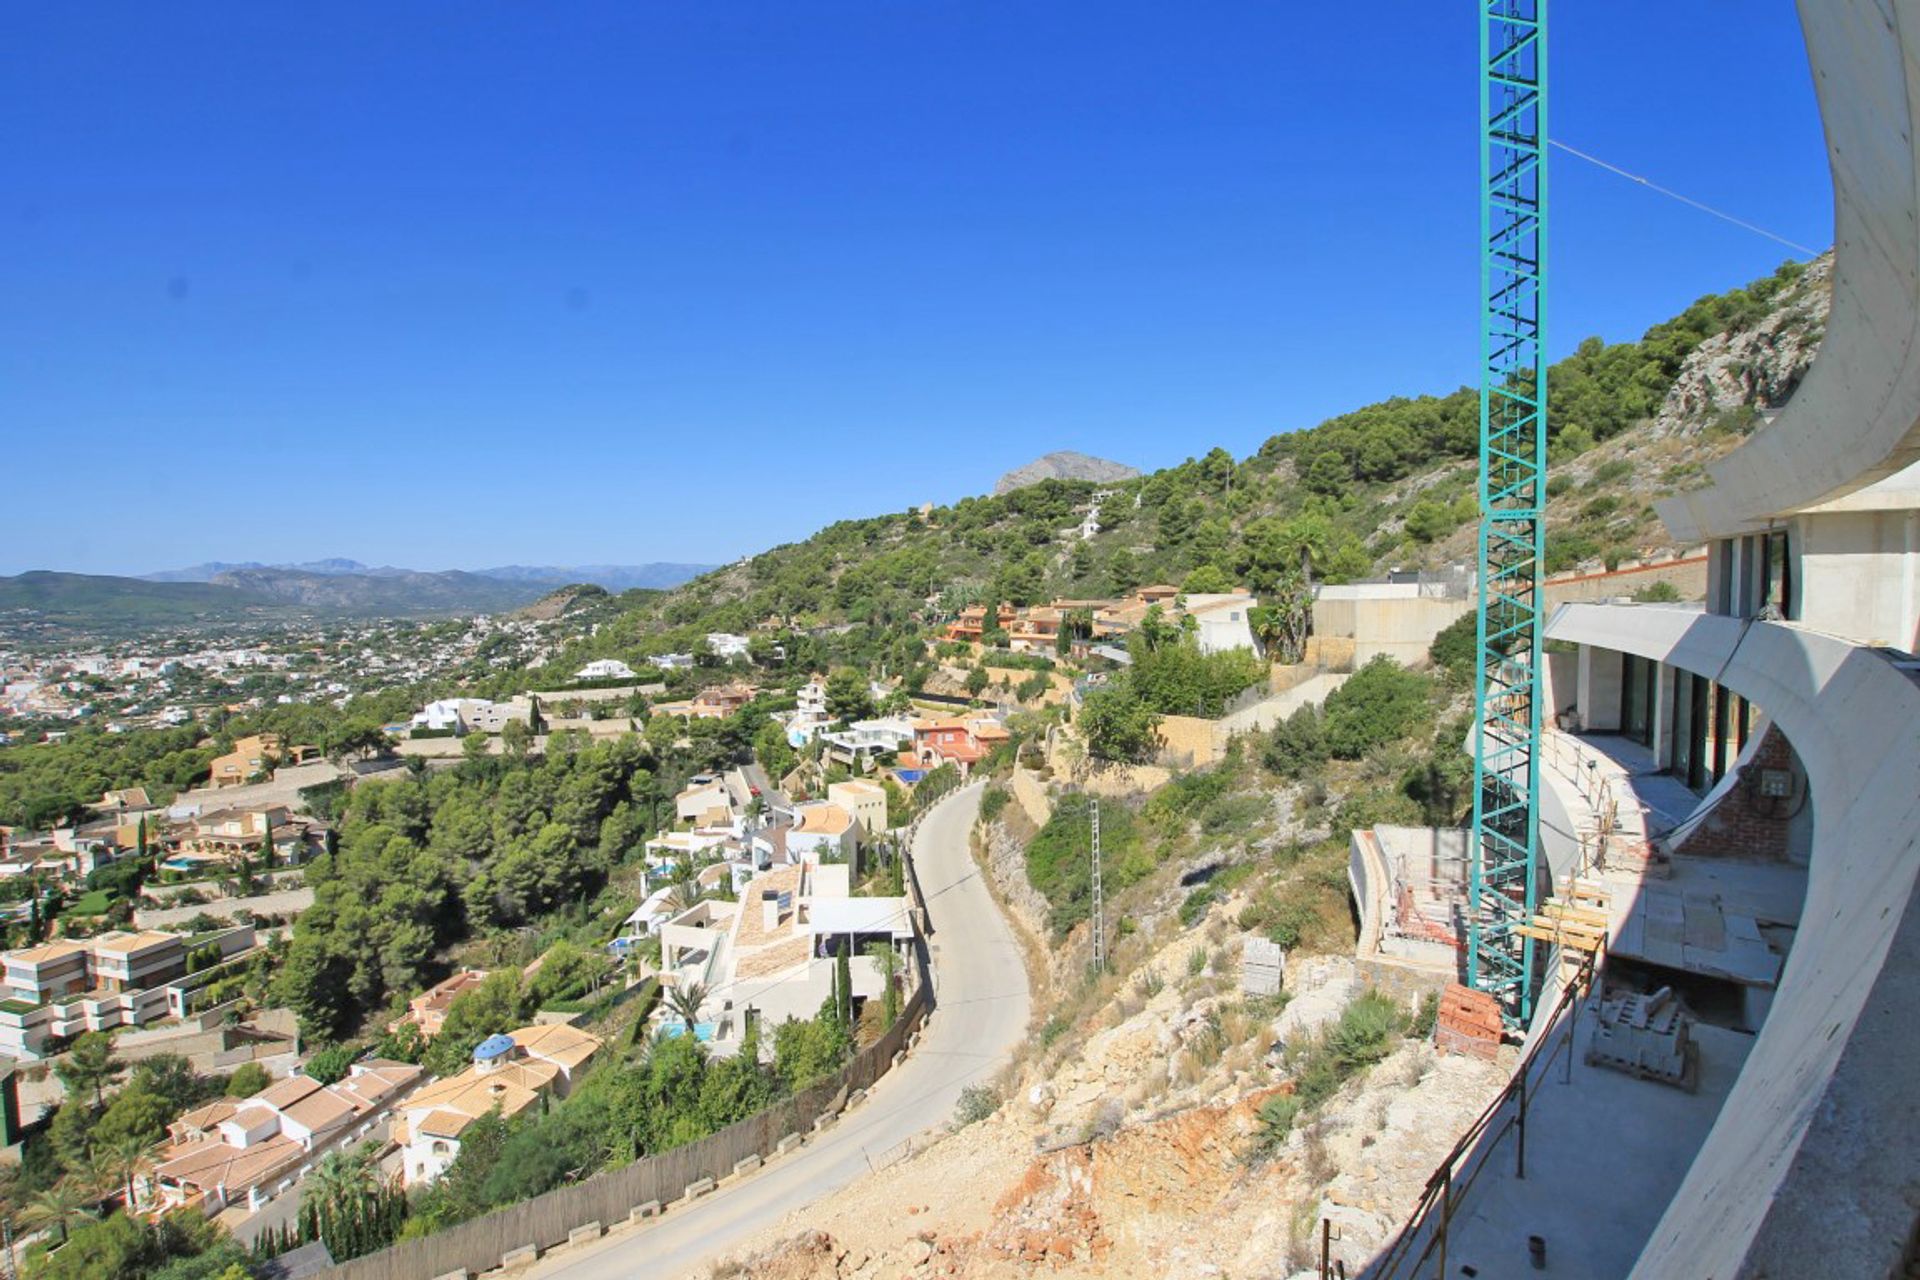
[[1362, 4, 1920, 1276]]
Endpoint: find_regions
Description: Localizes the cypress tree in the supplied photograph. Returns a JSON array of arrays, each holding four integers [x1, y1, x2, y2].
[[836, 947, 852, 1029]]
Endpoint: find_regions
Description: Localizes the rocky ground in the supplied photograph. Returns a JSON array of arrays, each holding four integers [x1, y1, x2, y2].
[[708, 907, 1512, 1280]]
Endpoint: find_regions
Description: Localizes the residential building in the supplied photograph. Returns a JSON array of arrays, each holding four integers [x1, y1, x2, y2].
[[657, 860, 914, 1058], [575, 658, 637, 681], [393, 1025, 600, 1186], [796, 677, 829, 721], [826, 779, 889, 840], [649, 653, 695, 670], [152, 1060, 421, 1217], [820, 717, 916, 772], [944, 604, 1016, 643], [688, 682, 756, 719], [704, 633, 752, 660], [391, 970, 490, 1038], [0, 926, 257, 1059], [208, 734, 283, 788], [786, 801, 857, 866], [409, 697, 532, 737], [1377, 22, 1920, 1275], [1007, 605, 1064, 653], [1183, 592, 1262, 655]]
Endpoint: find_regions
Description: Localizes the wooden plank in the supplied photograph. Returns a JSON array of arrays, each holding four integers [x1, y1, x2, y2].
[[1527, 914, 1607, 938], [1539, 901, 1611, 927], [1514, 923, 1606, 950]]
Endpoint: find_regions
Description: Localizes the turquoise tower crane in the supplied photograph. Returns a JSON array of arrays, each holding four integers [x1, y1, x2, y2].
[[1469, 0, 1548, 1029]]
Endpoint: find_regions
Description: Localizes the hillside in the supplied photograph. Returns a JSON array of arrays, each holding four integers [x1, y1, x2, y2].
[[552, 254, 1827, 668], [208, 566, 551, 615], [0, 565, 566, 629], [146, 559, 714, 593], [0, 570, 289, 626]]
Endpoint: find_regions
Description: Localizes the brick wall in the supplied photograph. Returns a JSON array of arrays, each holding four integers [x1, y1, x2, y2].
[[1668, 727, 1796, 861]]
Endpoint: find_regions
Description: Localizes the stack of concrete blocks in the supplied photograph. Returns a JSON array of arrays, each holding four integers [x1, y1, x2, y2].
[[1586, 987, 1698, 1091], [1242, 937, 1285, 998]]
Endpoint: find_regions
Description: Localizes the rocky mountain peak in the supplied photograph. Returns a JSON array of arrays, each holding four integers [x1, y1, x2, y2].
[[994, 451, 1141, 496]]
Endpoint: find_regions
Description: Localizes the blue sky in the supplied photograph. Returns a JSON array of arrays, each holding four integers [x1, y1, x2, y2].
[[0, 3, 1831, 575]]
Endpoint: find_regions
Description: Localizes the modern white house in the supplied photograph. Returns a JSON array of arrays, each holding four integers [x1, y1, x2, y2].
[[820, 717, 915, 772], [705, 633, 752, 660], [656, 860, 913, 1058], [409, 697, 532, 737], [575, 658, 637, 681], [786, 800, 859, 866], [1182, 592, 1262, 656]]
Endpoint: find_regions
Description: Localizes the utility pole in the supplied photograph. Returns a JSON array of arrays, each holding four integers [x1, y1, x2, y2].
[[1089, 794, 1105, 971]]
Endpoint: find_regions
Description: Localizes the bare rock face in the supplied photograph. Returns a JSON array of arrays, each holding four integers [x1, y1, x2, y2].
[[993, 451, 1140, 496], [1652, 253, 1832, 441]]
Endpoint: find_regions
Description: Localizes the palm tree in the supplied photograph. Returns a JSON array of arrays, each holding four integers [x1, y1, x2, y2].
[[103, 1134, 157, 1209], [665, 980, 708, 1033], [20, 1180, 97, 1246], [662, 868, 704, 916], [308, 1148, 377, 1217], [1281, 514, 1334, 585]]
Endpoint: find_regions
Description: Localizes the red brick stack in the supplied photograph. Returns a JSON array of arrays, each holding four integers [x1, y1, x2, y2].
[[1435, 983, 1504, 1060]]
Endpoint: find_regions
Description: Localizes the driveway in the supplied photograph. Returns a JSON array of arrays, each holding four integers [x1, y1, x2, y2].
[[526, 781, 1031, 1279]]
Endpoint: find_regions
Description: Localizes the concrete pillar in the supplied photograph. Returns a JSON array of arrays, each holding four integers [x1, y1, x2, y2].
[[1653, 663, 1675, 770]]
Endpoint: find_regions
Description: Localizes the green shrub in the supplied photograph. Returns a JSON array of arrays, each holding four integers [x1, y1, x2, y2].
[[1427, 612, 1477, 687], [305, 1043, 358, 1085], [1262, 705, 1327, 778], [1327, 990, 1404, 1068], [978, 785, 1010, 823], [953, 1085, 1001, 1128], [1178, 886, 1219, 929], [1321, 657, 1433, 759], [1252, 1093, 1301, 1158], [1411, 991, 1439, 1039], [1025, 794, 1144, 934], [1633, 580, 1682, 603]]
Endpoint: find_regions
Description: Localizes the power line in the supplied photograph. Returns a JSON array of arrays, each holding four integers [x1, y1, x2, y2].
[[1549, 138, 1820, 257]]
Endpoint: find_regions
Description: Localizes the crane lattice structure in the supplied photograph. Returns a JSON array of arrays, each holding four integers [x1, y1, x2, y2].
[[1469, 0, 1548, 1030], [1090, 794, 1105, 972]]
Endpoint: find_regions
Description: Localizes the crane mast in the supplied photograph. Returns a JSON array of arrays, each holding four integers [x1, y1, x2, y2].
[[1469, 0, 1548, 1029]]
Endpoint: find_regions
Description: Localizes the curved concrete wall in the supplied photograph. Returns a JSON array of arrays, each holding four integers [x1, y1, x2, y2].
[[1546, 602, 1920, 1277], [1659, 1, 1920, 542]]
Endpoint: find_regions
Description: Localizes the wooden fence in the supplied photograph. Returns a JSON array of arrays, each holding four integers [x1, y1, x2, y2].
[[317, 980, 932, 1280]]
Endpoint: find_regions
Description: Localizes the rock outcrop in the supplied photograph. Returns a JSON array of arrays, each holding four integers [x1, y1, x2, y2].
[[993, 451, 1140, 496]]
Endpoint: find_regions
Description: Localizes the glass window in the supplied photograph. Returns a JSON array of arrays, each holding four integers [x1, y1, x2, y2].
[[1622, 655, 1654, 747]]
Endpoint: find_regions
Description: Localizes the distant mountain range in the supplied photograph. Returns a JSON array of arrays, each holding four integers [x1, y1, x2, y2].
[[0, 560, 714, 632], [144, 560, 715, 592], [994, 451, 1140, 495]]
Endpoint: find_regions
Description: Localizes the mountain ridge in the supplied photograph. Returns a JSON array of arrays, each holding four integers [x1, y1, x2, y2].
[[143, 559, 713, 592], [994, 451, 1141, 495]]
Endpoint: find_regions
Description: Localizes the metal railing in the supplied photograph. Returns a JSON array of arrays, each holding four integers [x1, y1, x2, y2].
[[1362, 940, 1605, 1280]]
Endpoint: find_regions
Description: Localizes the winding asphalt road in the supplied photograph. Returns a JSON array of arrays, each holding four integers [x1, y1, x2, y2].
[[526, 781, 1031, 1279]]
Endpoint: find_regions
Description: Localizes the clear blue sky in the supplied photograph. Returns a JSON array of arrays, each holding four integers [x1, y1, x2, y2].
[[0, 3, 1831, 575]]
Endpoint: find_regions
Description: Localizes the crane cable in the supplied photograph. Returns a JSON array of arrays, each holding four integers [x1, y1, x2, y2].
[[1548, 138, 1821, 257]]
